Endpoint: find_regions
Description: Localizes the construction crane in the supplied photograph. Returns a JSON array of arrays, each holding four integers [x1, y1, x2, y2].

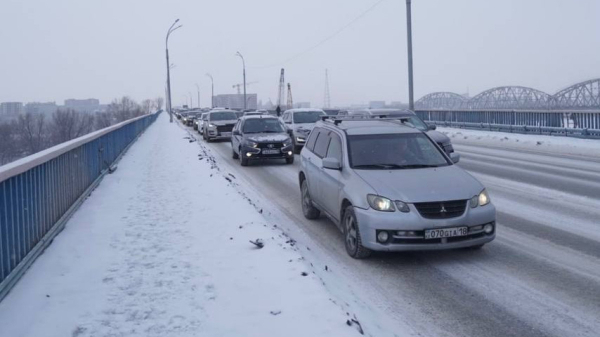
[[276, 69, 285, 114], [232, 81, 258, 94], [287, 83, 293, 110]]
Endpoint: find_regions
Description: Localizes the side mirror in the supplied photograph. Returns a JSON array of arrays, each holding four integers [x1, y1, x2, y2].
[[427, 124, 437, 130], [322, 157, 341, 170], [233, 130, 241, 136], [450, 153, 460, 164]]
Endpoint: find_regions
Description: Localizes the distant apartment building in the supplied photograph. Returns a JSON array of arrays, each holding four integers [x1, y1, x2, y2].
[[64, 98, 100, 113], [214, 94, 257, 110], [295, 102, 311, 109], [369, 101, 386, 108], [25, 102, 58, 114], [0, 102, 24, 117]]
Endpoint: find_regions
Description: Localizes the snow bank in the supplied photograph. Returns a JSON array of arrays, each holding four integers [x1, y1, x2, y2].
[[439, 127, 600, 159], [0, 113, 361, 337]]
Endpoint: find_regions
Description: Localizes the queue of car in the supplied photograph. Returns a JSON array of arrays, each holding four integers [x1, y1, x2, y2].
[[178, 107, 496, 258]]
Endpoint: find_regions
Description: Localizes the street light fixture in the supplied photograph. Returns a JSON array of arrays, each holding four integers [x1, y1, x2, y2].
[[166, 19, 182, 123], [235, 51, 247, 110], [206, 73, 214, 108], [405, 0, 414, 111], [189, 92, 194, 108]]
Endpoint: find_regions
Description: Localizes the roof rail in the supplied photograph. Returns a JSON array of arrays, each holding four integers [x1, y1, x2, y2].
[[320, 114, 414, 127]]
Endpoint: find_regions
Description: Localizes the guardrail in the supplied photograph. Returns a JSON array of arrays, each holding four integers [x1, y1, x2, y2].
[[415, 109, 600, 138], [0, 112, 160, 301]]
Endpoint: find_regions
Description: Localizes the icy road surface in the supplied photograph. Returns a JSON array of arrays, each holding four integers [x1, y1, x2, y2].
[[200, 125, 600, 337]]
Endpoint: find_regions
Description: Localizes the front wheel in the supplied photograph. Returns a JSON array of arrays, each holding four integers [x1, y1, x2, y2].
[[286, 156, 294, 164], [293, 145, 302, 154], [239, 149, 249, 166], [232, 145, 239, 159], [343, 206, 372, 259], [301, 180, 320, 219]]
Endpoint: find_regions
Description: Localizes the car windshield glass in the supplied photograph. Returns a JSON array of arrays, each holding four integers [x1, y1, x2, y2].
[[243, 119, 285, 133], [210, 112, 237, 121], [348, 133, 449, 169], [293, 111, 325, 123]]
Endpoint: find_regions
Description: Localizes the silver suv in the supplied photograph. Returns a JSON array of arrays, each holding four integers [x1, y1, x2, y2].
[[280, 109, 326, 153], [298, 117, 496, 258], [202, 109, 238, 142]]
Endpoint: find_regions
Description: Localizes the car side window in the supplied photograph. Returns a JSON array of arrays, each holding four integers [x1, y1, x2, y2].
[[326, 132, 342, 163], [306, 127, 321, 152], [233, 120, 241, 132], [313, 131, 331, 158]]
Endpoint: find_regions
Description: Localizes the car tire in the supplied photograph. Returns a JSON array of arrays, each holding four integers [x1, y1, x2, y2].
[[239, 148, 248, 166], [301, 179, 320, 219], [202, 130, 207, 140], [293, 145, 302, 154], [286, 156, 294, 164], [232, 145, 239, 159], [343, 205, 372, 259]]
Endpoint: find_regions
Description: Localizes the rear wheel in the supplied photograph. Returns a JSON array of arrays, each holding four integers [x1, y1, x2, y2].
[[343, 206, 371, 259], [301, 180, 320, 219]]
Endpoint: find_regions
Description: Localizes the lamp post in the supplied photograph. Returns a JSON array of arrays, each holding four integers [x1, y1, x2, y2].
[[405, 0, 414, 111], [166, 19, 182, 123], [195, 83, 200, 108], [206, 73, 214, 108], [189, 92, 194, 108], [235, 51, 247, 110]]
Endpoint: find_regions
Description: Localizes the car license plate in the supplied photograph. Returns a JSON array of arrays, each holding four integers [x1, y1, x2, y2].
[[424, 226, 468, 239], [262, 149, 280, 155], [220, 132, 232, 137]]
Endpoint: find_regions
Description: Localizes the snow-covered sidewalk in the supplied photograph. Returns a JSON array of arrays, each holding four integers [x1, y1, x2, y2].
[[0, 113, 358, 337]]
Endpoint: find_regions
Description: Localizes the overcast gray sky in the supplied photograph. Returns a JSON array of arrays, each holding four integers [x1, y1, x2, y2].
[[1, 0, 599, 107]]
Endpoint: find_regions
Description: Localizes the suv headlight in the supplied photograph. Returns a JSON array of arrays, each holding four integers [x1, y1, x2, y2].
[[283, 139, 292, 146], [208, 123, 216, 128], [244, 140, 258, 148], [470, 189, 490, 208], [367, 194, 395, 212]]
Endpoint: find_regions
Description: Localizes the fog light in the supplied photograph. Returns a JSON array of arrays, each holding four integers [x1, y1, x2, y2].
[[246, 153, 252, 157], [377, 231, 389, 243], [484, 224, 494, 234], [288, 151, 293, 155]]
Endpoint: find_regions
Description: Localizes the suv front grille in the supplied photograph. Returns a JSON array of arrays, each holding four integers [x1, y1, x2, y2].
[[217, 125, 234, 133], [414, 200, 467, 219]]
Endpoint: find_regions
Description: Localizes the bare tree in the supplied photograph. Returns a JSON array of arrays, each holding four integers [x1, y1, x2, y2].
[[95, 111, 114, 130], [108, 96, 144, 123], [16, 112, 47, 154], [155, 97, 164, 110], [50, 109, 95, 144], [0, 122, 18, 165], [141, 99, 154, 114]]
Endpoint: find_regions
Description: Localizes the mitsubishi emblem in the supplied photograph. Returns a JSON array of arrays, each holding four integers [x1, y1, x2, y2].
[[440, 204, 447, 213]]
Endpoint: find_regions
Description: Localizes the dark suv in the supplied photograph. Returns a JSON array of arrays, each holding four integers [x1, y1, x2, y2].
[[231, 115, 294, 166]]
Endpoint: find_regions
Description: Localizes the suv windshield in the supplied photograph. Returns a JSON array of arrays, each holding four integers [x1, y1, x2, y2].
[[243, 118, 285, 133], [293, 111, 325, 123], [210, 111, 237, 121], [348, 133, 449, 169]]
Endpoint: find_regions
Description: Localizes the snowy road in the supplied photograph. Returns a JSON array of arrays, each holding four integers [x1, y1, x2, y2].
[[198, 128, 600, 337]]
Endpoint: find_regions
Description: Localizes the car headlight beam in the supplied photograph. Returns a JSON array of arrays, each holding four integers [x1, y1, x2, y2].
[[471, 189, 490, 208]]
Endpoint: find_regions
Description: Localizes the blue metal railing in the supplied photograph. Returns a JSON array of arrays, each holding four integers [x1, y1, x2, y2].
[[0, 112, 160, 301], [416, 109, 600, 138]]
